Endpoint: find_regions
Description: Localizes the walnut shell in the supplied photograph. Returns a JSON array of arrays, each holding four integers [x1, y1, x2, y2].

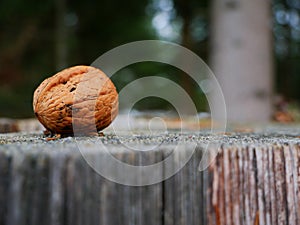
[[33, 65, 118, 135]]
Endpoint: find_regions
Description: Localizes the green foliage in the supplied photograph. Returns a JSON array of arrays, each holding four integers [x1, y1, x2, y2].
[[0, 0, 212, 118], [111, 62, 208, 112], [9, 0, 300, 118], [273, 0, 300, 101], [0, 0, 156, 117]]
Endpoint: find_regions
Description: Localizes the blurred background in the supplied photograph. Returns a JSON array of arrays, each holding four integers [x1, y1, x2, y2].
[[0, 0, 300, 123]]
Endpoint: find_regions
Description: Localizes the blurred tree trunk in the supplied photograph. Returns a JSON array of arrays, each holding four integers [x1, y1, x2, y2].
[[55, 0, 68, 70], [174, 0, 195, 115], [174, 0, 193, 110], [0, 21, 36, 85], [210, 0, 274, 122], [180, 0, 193, 100]]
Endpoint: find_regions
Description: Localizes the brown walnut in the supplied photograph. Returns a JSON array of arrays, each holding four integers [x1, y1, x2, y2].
[[33, 65, 118, 135]]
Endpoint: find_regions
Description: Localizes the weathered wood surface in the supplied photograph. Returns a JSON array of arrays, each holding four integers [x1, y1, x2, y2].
[[206, 144, 300, 225], [0, 132, 299, 225]]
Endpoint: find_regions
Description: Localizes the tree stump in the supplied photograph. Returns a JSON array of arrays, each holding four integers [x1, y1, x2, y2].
[[0, 130, 299, 225]]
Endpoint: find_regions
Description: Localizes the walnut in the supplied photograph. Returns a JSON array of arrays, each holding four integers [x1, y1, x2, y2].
[[33, 65, 118, 135]]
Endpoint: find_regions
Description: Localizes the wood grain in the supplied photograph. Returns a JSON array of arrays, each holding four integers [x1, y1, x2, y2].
[[0, 140, 299, 225]]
